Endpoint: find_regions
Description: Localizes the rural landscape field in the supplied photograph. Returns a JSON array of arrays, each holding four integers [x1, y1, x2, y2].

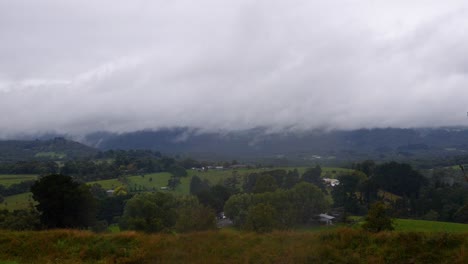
[[2, 0, 468, 263]]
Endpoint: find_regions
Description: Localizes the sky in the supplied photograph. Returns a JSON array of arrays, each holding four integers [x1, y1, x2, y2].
[[1, 0, 468, 137]]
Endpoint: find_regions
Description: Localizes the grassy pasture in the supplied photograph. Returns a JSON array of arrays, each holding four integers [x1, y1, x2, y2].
[[87, 178, 124, 190], [350, 216, 468, 233], [0, 192, 35, 211], [394, 219, 468, 233], [0, 175, 37, 187], [34, 152, 66, 159]]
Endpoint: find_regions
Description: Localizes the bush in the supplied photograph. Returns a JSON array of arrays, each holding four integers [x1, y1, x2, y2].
[[362, 202, 394, 232], [244, 203, 278, 233]]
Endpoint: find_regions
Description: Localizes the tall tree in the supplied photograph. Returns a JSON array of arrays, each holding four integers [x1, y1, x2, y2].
[[253, 174, 278, 193], [373, 162, 427, 197], [190, 175, 210, 195], [362, 202, 394, 233], [119, 192, 177, 233], [31, 174, 97, 228], [302, 165, 325, 191]]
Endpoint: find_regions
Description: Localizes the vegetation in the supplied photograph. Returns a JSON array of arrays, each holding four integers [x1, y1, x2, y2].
[[0, 137, 97, 162], [225, 182, 329, 230], [362, 202, 394, 232], [31, 174, 97, 228], [0, 193, 34, 211], [394, 219, 468, 233], [119, 192, 216, 233], [0, 175, 38, 187], [0, 229, 467, 263]]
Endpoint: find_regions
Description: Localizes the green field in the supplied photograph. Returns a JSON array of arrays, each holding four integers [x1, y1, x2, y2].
[[0, 192, 35, 211], [34, 151, 66, 159], [350, 216, 468, 233], [0, 175, 37, 187], [394, 219, 468, 233], [87, 178, 125, 190]]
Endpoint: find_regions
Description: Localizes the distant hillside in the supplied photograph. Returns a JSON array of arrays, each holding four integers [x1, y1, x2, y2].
[[0, 137, 98, 162], [83, 127, 468, 164]]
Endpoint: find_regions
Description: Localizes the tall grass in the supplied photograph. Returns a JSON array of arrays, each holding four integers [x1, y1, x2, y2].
[[0, 228, 466, 263]]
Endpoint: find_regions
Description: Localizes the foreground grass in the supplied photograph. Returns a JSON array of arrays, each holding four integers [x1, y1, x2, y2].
[[0, 228, 466, 264]]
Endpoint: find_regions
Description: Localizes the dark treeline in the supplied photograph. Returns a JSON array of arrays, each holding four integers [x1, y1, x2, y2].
[[0, 180, 35, 198], [0, 161, 58, 175], [334, 160, 468, 223], [0, 137, 98, 162], [0, 149, 236, 183]]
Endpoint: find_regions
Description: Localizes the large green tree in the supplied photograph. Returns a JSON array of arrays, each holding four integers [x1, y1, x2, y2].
[[31, 174, 97, 228], [244, 203, 278, 233], [119, 192, 177, 233], [174, 196, 217, 232], [373, 162, 427, 197], [224, 182, 329, 229], [331, 173, 367, 214], [302, 165, 325, 191]]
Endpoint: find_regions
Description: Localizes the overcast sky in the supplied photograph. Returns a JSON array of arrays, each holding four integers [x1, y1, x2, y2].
[[1, 0, 468, 137]]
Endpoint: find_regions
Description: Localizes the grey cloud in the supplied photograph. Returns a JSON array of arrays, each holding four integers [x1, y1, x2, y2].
[[1, 0, 468, 137]]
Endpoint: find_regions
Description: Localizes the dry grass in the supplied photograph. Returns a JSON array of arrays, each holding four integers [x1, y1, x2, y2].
[[0, 228, 467, 263]]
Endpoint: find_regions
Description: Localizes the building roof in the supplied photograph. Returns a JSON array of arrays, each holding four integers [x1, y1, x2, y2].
[[319, 213, 335, 220]]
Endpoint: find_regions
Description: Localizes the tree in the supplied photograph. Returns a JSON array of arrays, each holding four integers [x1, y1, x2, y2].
[[362, 202, 394, 232], [331, 173, 367, 214], [243, 173, 258, 193], [244, 203, 277, 233], [168, 176, 181, 190], [89, 183, 108, 199], [253, 174, 278, 193], [354, 160, 376, 177], [31, 174, 97, 228], [169, 165, 187, 177], [454, 205, 468, 223], [288, 182, 329, 224], [282, 169, 300, 189], [302, 165, 325, 191], [174, 196, 216, 232], [190, 175, 210, 195], [96, 194, 133, 224], [197, 185, 236, 213], [373, 162, 427, 197], [119, 192, 177, 233], [224, 182, 329, 228]]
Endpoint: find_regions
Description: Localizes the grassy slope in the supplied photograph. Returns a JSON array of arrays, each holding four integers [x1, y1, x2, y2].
[[395, 219, 468, 233], [349, 216, 468, 233], [87, 178, 124, 190], [0, 228, 467, 264], [0, 193, 34, 211], [0, 175, 38, 187]]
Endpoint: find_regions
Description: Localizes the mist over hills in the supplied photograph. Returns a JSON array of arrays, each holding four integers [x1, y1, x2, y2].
[[3, 127, 468, 165], [81, 127, 468, 163], [0, 137, 97, 162]]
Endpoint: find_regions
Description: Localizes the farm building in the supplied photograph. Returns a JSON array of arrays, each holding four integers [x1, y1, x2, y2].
[[318, 213, 335, 225]]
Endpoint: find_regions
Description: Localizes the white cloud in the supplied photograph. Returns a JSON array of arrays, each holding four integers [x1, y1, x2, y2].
[[1, 0, 468, 137]]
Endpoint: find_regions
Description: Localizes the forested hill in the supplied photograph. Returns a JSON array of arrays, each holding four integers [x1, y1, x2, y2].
[[0, 137, 98, 162], [84, 127, 468, 163]]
